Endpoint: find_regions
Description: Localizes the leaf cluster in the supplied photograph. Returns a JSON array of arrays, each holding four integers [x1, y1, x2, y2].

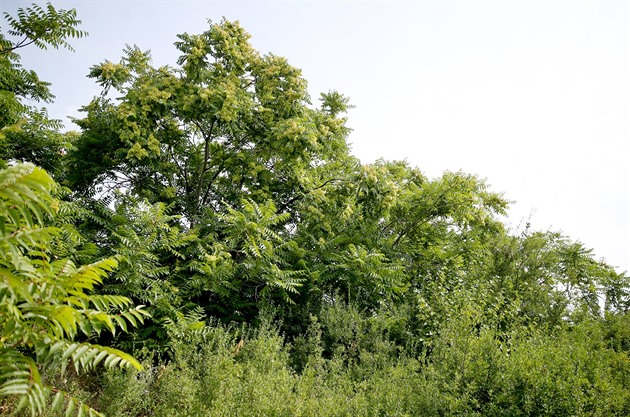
[[0, 164, 148, 416]]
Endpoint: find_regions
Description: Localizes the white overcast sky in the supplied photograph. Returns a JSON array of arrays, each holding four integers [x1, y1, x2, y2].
[[2, 0, 628, 273]]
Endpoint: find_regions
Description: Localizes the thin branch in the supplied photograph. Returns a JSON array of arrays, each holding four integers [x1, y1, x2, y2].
[[0, 37, 36, 55]]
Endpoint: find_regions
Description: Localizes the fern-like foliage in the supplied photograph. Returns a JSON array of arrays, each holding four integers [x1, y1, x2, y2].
[[220, 199, 306, 306], [2, 2, 86, 55], [0, 163, 148, 416]]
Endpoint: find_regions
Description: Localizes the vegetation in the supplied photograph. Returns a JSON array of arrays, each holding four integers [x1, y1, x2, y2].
[[1, 2, 628, 416]]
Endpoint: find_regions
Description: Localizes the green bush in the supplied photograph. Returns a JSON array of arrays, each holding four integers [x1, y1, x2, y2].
[[39, 311, 628, 417]]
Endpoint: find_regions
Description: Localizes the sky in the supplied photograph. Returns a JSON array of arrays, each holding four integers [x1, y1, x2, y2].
[[2, 0, 628, 273]]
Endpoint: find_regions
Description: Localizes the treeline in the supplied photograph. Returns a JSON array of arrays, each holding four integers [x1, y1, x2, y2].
[[1, 3, 628, 416]]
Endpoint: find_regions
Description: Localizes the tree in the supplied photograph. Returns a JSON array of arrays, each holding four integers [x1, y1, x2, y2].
[[63, 19, 355, 324], [290, 161, 508, 308], [0, 2, 86, 177], [68, 20, 352, 224]]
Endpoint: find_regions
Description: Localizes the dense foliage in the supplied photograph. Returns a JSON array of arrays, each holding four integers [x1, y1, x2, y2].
[[1, 3, 628, 416]]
